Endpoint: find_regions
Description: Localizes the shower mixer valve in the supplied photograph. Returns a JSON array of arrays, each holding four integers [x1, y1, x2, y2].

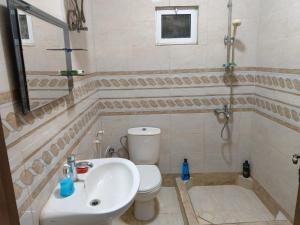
[[215, 105, 232, 140], [214, 105, 231, 119], [292, 154, 300, 165]]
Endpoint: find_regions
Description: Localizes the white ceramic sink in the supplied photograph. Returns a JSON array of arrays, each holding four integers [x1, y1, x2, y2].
[[40, 158, 140, 225]]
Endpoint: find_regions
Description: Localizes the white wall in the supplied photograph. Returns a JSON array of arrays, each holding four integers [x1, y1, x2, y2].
[[91, 0, 260, 71], [26, 0, 66, 21], [257, 0, 300, 69], [70, 0, 96, 73]]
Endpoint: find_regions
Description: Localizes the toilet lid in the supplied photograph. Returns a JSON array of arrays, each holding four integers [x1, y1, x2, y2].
[[137, 165, 162, 193]]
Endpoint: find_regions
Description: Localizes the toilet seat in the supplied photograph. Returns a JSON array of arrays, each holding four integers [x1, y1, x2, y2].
[[137, 165, 162, 194]]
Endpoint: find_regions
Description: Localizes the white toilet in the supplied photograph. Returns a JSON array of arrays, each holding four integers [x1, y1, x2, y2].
[[127, 127, 162, 221]]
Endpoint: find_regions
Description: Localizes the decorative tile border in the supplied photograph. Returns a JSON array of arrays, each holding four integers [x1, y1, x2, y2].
[[10, 100, 97, 174], [1, 67, 299, 105], [256, 72, 300, 95], [96, 95, 254, 113], [252, 95, 300, 132], [27, 75, 68, 89], [94, 72, 254, 90], [1, 77, 99, 145]]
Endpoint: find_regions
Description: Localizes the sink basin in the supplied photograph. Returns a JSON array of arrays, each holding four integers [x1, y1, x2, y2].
[[40, 158, 140, 225]]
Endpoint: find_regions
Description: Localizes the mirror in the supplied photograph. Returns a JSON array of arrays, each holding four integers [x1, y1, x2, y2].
[[18, 9, 69, 110], [7, 0, 72, 113]]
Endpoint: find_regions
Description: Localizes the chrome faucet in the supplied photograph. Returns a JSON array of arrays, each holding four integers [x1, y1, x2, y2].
[[214, 105, 231, 119], [64, 155, 94, 182], [214, 105, 232, 140], [66, 155, 78, 181]]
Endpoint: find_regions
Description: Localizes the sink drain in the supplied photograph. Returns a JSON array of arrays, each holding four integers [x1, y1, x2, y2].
[[90, 199, 101, 207]]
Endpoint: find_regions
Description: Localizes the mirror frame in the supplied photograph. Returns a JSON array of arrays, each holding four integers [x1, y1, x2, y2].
[[7, 0, 73, 114]]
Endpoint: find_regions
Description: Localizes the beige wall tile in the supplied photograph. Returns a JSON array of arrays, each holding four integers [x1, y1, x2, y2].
[[100, 112, 250, 174], [251, 113, 299, 219], [257, 0, 300, 69]]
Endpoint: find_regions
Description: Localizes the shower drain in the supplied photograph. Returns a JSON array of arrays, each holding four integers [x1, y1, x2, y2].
[[90, 199, 101, 207]]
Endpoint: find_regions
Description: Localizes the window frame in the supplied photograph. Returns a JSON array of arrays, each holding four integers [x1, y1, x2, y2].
[[18, 11, 35, 46], [155, 7, 198, 45]]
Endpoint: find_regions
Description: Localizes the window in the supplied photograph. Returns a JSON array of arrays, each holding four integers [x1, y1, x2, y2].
[[18, 11, 34, 45], [156, 7, 198, 45]]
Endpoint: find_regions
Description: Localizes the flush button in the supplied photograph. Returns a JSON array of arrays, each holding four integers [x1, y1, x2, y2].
[[142, 128, 147, 131]]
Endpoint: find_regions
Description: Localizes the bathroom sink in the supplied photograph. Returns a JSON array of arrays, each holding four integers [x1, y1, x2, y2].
[[40, 158, 140, 225]]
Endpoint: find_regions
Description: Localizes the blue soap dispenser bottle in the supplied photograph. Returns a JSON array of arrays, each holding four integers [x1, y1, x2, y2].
[[60, 166, 75, 198], [181, 158, 190, 182]]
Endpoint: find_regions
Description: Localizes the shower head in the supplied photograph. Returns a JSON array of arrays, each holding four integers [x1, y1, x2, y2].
[[232, 19, 242, 27], [232, 19, 242, 37]]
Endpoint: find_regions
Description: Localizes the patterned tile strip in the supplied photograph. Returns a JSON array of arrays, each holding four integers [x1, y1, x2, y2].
[[2, 78, 99, 146]]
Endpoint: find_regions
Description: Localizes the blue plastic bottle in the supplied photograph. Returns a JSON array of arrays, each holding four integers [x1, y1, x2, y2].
[[181, 158, 190, 182], [60, 167, 75, 198]]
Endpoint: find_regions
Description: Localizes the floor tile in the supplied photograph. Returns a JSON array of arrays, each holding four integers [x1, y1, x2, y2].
[[113, 187, 184, 225], [189, 185, 275, 224]]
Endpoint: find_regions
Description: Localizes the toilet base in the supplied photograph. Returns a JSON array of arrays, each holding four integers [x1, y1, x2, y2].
[[134, 199, 155, 221]]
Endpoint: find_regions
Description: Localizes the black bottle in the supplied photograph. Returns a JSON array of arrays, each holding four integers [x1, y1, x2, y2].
[[243, 160, 250, 178]]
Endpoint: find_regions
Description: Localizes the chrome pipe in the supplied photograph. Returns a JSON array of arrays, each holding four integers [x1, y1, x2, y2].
[[66, 155, 78, 181], [226, 0, 233, 72], [93, 140, 101, 158]]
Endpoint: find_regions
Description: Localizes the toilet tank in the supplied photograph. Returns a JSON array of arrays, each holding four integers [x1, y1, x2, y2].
[[127, 127, 161, 165]]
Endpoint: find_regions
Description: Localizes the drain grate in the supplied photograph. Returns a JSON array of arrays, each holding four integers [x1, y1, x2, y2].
[[90, 199, 101, 207]]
